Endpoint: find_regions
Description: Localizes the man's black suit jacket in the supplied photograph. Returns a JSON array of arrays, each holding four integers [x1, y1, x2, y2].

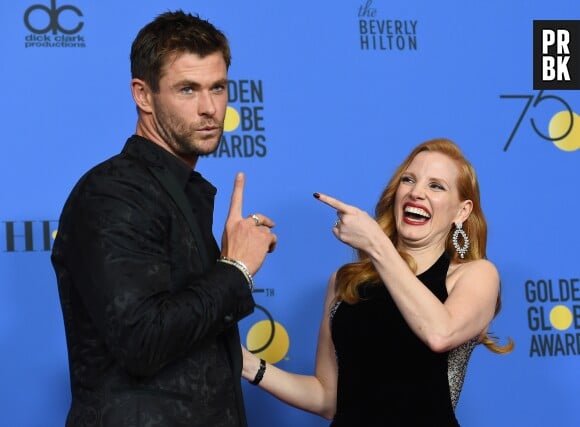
[[52, 135, 255, 427]]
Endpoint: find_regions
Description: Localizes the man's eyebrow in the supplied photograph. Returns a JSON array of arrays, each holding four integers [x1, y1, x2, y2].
[[173, 78, 228, 88], [173, 79, 201, 88], [214, 78, 229, 86]]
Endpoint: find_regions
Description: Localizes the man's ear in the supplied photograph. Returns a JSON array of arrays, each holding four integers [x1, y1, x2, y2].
[[130, 78, 153, 113]]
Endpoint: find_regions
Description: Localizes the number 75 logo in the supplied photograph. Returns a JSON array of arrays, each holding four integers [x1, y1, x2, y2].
[[500, 90, 578, 152]]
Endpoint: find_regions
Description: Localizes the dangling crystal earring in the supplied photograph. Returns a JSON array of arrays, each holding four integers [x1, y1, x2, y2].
[[452, 222, 470, 259]]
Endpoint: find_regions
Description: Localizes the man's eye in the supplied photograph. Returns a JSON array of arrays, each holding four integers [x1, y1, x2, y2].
[[181, 87, 193, 94], [212, 85, 225, 93]]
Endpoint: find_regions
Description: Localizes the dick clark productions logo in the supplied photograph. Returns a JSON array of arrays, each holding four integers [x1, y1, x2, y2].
[[24, 0, 86, 48], [533, 20, 579, 90]]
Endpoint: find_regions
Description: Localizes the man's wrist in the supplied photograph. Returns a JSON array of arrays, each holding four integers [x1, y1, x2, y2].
[[217, 256, 255, 292]]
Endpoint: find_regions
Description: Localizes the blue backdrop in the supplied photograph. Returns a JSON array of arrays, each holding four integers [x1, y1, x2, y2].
[[1, 1, 579, 426]]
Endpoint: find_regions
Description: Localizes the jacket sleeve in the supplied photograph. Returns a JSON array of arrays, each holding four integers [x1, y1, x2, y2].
[[57, 166, 255, 378]]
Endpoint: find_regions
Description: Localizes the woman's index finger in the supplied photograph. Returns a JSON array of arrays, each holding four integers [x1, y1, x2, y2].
[[314, 192, 349, 213]]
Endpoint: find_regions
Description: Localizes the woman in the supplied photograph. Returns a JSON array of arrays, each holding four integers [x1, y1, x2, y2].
[[242, 138, 513, 426]]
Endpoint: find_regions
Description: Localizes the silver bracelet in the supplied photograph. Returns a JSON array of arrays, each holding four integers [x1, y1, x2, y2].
[[218, 256, 255, 292]]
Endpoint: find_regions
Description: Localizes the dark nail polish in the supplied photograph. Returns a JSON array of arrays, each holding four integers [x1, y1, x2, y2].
[[313, 192, 320, 199]]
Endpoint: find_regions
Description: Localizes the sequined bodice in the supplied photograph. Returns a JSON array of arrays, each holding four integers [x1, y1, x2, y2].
[[329, 252, 475, 427]]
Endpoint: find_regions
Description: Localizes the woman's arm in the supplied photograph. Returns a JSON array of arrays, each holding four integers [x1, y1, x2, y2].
[[242, 273, 339, 419], [315, 193, 499, 352], [369, 241, 499, 352]]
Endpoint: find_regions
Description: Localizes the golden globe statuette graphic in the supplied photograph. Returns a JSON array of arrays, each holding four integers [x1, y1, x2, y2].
[[246, 305, 290, 364]]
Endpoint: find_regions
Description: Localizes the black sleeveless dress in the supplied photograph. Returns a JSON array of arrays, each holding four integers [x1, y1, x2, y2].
[[330, 252, 461, 427]]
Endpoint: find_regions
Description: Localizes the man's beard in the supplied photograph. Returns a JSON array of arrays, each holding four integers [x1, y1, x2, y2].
[[155, 104, 223, 157]]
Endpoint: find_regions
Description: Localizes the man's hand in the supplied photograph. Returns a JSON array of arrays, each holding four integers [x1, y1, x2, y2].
[[221, 173, 277, 275]]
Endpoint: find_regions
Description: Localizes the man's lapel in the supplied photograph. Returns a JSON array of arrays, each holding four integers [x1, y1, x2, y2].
[[147, 165, 211, 270]]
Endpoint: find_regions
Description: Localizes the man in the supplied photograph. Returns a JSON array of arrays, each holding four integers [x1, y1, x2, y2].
[[51, 10, 276, 427]]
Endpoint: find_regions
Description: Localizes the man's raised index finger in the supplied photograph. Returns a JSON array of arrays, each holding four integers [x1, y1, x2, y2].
[[227, 172, 245, 219]]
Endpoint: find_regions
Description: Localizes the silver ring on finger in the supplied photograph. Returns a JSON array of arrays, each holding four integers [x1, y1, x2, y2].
[[251, 214, 260, 226], [334, 219, 341, 228]]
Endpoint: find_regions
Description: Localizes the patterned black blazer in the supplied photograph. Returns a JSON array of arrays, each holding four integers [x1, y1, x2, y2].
[[52, 135, 255, 427]]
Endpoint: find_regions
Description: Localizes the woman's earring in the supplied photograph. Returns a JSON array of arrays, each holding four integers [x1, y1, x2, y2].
[[452, 222, 470, 259]]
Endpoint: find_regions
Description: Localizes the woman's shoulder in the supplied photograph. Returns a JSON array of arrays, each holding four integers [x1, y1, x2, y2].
[[447, 258, 499, 290], [326, 270, 338, 297], [451, 257, 497, 274]]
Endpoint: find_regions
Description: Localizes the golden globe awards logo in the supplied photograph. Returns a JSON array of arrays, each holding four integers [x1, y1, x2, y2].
[[525, 278, 580, 357], [245, 302, 290, 364], [500, 21, 579, 153], [357, 0, 418, 51], [206, 79, 267, 158], [533, 20, 579, 90], [23, 0, 86, 48], [241, 287, 290, 364], [499, 89, 580, 152]]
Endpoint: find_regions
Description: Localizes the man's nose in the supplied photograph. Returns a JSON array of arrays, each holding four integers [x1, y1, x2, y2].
[[198, 91, 217, 116]]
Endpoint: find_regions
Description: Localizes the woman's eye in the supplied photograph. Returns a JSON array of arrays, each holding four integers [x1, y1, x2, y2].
[[430, 182, 445, 190], [401, 176, 413, 183]]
